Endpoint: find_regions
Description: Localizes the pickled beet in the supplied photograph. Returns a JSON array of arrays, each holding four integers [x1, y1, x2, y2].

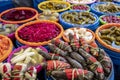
[[18, 23, 61, 42], [72, 5, 89, 11], [101, 15, 120, 23], [1, 9, 36, 21]]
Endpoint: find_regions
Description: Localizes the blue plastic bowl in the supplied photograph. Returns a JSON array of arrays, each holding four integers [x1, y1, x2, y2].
[[91, 2, 120, 16], [59, 10, 99, 31], [33, 0, 44, 12]]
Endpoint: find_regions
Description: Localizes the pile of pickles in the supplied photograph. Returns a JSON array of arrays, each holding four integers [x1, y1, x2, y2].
[[96, 2, 120, 13], [38, 10, 59, 21], [0, 23, 18, 36], [62, 12, 96, 25], [40, 2, 68, 10], [99, 26, 120, 48]]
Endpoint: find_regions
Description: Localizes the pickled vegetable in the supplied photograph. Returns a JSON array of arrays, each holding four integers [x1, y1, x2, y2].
[[62, 11, 96, 25], [99, 26, 120, 48], [0, 23, 18, 36], [96, 2, 120, 13], [40, 2, 68, 11], [38, 10, 59, 22]]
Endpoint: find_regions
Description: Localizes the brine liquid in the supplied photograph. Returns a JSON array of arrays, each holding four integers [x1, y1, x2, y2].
[[111, 41, 120, 49]]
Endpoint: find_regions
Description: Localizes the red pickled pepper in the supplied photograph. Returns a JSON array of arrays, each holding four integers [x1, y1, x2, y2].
[[28, 67, 34, 77], [3, 65, 8, 73], [65, 69, 88, 80]]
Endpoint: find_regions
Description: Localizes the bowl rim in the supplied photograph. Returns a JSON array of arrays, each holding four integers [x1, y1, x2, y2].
[[0, 35, 13, 62], [15, 20, 64, 46], [95, 23, 120, 53], [62, 27, 95, 43], [38, 1, 71, 12], [0, 7, 38, 24]]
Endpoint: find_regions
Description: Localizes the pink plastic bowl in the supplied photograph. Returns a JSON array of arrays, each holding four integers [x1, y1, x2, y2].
[[7, 45, 48, 73]]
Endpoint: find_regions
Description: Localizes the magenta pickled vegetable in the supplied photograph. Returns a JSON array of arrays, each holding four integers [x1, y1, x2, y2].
[[18, 23, 60, 42], [101, 15, 120, 23], [1, 9, 36, 21], [72, 5, 89, 11]]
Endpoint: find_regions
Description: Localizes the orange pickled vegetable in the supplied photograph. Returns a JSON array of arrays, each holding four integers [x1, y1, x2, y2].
[[0, 35, 13, 62]]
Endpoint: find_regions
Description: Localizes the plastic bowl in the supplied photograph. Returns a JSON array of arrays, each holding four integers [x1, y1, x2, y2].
[[0, 7, 38, 24], [62, 27, 95, 43], [36, 13, 59, 22], [38, 1, 70, 12], [99, 14, 120, 24], [7, 45, 48, 73], [59, 10, 99, 30], [95, 23, 120, 53], [0, 35, 13, 62], [70, 4, 90, 12], [15, 20, 64, 46], [91, 2, 120, 16]]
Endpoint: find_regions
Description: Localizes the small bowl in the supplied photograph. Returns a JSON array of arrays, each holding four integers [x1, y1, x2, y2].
[[99, 14, 120, 24], [36, 13, 59, 22], [0, 7, 38, 24], [0, 35, 13, 62], [7, 46, 48, 73], [59, 10, 99, 30], [91, 2, 120, 16], [70, 4, 90, 12], [95, 23, 120, 53], [62, 27, 95, 43], [15, 20, 64, 46], [38, 1, 70, 12]]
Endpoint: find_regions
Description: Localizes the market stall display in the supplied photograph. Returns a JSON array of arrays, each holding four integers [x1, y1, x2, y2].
[[0, 7, 38, 24], [37, 10, 59, 22], [62, 28, 95, 43], [100, 15, 120, 24], [38, 1, 70, 12], [38, 38, 114, 80], [0, 0, 119, 80]]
